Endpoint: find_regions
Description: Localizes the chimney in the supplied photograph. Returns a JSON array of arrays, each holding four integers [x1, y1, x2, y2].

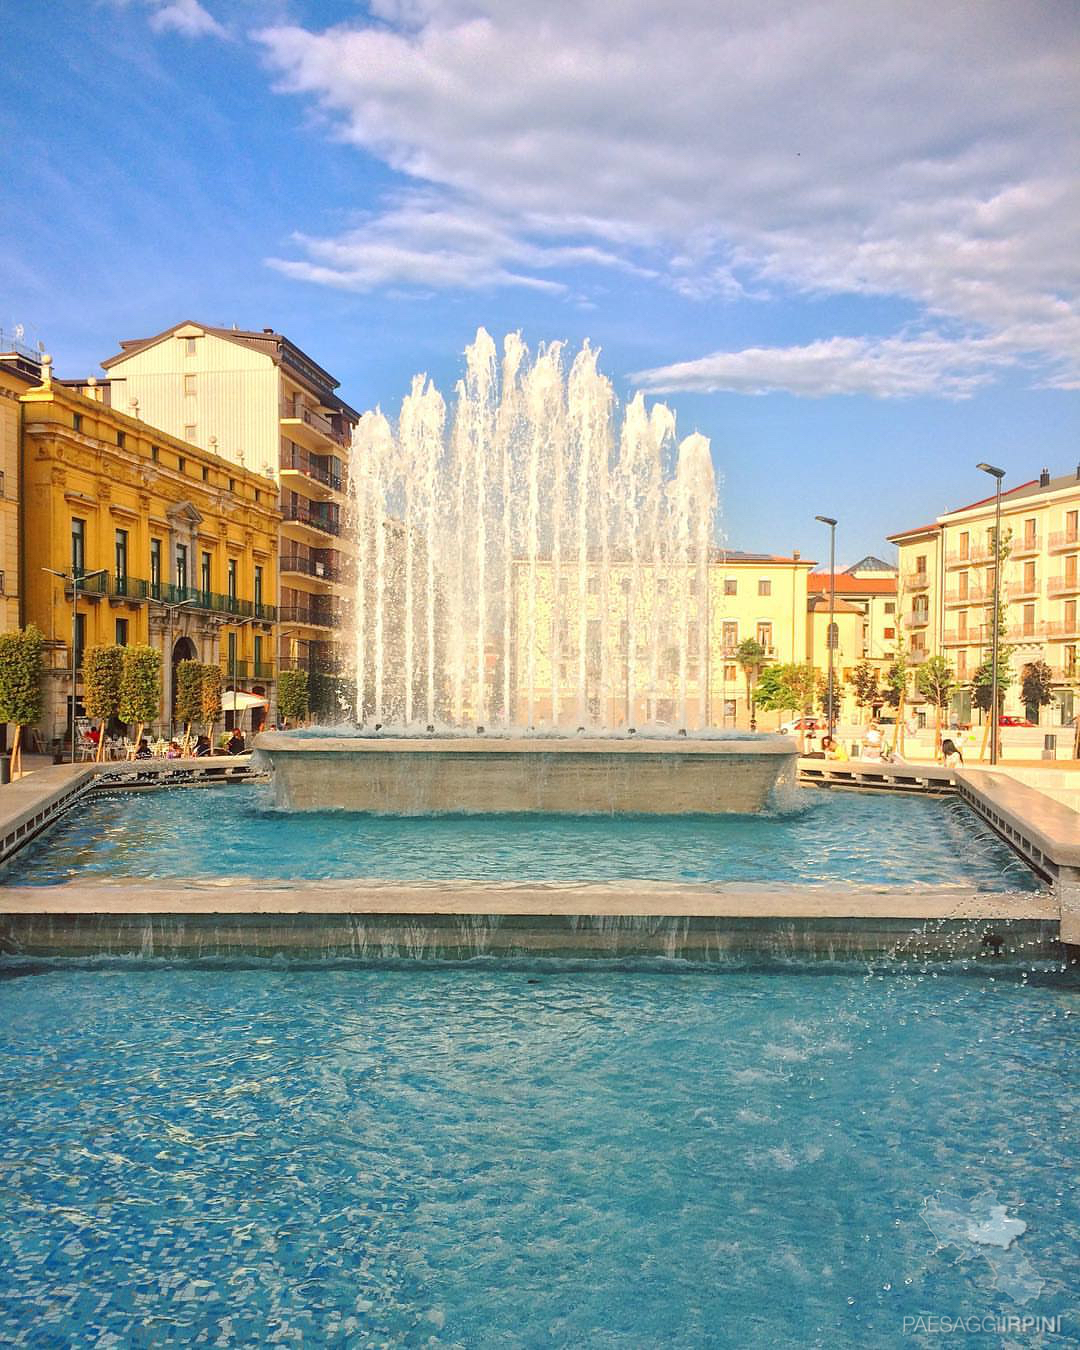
[[263, 327, 274, 335], [1039, 467, 1050, 487], [1075, 463, 1079, 481]]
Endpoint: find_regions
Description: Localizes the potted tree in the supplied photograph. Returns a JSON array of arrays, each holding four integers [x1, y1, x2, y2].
[[118, 645, 162, 760], [915, 655, 956, 758], [82, 645, 123, 761], [0, 625, 44, 777], [277, 668, 309, 728], [734, 637, 767, 731]]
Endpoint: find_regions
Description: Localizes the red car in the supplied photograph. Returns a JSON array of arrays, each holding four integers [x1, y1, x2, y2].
[[998, 715, 1035, 727]]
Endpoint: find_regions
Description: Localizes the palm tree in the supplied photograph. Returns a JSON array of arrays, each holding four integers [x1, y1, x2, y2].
[[735, 638, 768, 731]]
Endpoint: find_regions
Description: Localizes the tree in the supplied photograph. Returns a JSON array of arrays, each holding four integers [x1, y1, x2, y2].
[[118, 645, 161, 758], [915, 655, 956, 755], [815, 671, 841, 725], [82, 645, 123, 761], [883, 639, 911, 757], [0, 625, 44, 776], [756, 662, 817, 749], [175, 659, 203, 752], [1020, 660, 1054, 724], [734, 637, 767, 731], [277, 668, 309, 727], [201, 662, 222, 737], [848, 661, 880, 724]]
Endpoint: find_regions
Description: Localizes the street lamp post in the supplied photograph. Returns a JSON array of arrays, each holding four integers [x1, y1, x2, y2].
[[976, 462, 1006, 765], [815, 516, 838, 741], [43, 565, 106, 763]]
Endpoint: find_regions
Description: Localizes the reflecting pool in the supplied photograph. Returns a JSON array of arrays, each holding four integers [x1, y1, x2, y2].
[[0, 964, 1075, 1344], [3, 784, 1039, 889]]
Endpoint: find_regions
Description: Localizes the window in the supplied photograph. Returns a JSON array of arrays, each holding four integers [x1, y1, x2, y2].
[[958, 572, 969, 599], [71, 518, 86, 575], [884, 602, 895, 615], [722, 620, 738, 649], [115, 618, 128, 646], [724, 577, 737, 596], [201, 552, 212, 597], [177, 456, 186, 474], [73, 413, 83, 434], [1067, 510, 1079, 542], [74, 613, 86, 670], [202, 466, 209, 482], [254, 565, 264, 611], [723, 698, 737, 720], [884, 626, 895, 640], [184, 337, 197, 356], [227, 559, 237, 601], [1023, 560, 1036, 593], [959, 533, 969, 560], [756, 622, 772, 649], [826, 621, 839, 650], [175, 543, 188, 590], [724, 664, 737, 681], [254, 635, 263, 673], [184, 375, 197, 395], [1022, 603, 1035, 637], [758, 578, 771, 596], [915, 554, 927, 573], [115, 529, 128, 588], [116, 430, 125, 448], [958, 611, 968, 638], [1064, 599, 1076, 632], [151, 445, 160, 462], [1024, 518, 1036, 549], [150, 539, 162, 598], [228, 477, 236, 493], [227, 630, 237, 668]]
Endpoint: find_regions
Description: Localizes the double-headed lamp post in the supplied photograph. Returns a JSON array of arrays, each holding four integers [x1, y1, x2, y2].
[[43, 565, 107, 763], [976, 462, 1006, 766], [815, 515, 838, 741]]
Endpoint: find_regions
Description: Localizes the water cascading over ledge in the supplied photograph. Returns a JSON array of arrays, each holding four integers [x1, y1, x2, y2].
[[350, 329, 717, 731]]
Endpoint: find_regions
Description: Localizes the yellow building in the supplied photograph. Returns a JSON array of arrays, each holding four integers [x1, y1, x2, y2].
[[806, 556, 899, 722], [99, 322, 357, 696], [0, 339, 42, 633], [21, 357, 281, 747], [510, 549, 815, 729], [890, 466, 1080, 727]]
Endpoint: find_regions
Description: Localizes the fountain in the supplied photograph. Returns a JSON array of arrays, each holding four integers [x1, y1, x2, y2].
[[257, 330, 796, 812]]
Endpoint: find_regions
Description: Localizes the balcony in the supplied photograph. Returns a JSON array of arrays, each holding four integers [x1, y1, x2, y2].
[[903, 610, 930, 629], [280, 402, 350, 452], [944, 587, 988, 607], [1006, 621, 1050, 642], [279, 603, 340, 630], [942, 630, 982, 646], [279, 655, 347, 675], [905, 571, 929, 591], [282, 501, 341, 539], [1012, 534, 1039, 558], [945, 546, 992, 569], [1048, 574, 1080, 597], [280, 444, 345, 499], [222, 658, 250, 679], [280, 552, 340, 583], [1048, 531, 1080, 554], [1045, 619, 1080, 640]]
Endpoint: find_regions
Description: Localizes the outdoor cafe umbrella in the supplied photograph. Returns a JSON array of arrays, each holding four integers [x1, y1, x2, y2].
[[221, 689, 269, 732]]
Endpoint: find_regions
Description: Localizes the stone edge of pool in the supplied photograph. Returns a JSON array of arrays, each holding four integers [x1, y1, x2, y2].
[[0, 755, 1076, 958]]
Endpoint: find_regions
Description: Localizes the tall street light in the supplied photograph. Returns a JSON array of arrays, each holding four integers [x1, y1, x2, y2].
[[815, 515, 838, 741], [976, 462, 1006, 765], [43, 565, 107, 763]]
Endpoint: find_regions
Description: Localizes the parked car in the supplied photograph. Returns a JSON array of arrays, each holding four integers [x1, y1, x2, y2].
[[779, 717, 822, 735], [998, 715, 1036, 727]]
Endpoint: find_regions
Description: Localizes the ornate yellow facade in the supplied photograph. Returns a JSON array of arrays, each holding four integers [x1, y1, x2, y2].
[[0, 343, 40, 634], [21, 358, 281, 747]]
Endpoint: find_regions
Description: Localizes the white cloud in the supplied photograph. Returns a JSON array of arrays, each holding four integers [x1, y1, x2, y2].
[[143, 1, 226, 39], [254, 0, 1080, 395], [633, 333, 1020, 400]]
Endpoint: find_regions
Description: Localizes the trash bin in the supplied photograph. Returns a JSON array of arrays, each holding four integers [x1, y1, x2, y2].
[[1042, 733, 1056, 761], [0, 754, 9, 785]]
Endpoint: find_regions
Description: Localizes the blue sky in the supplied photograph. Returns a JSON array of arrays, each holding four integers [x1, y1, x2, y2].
[[2, 0, 1078, 565]]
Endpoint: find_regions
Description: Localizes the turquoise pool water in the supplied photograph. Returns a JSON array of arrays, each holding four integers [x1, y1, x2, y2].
[[1, 964, 1075, 1345], [3, 784, 1039, 888]]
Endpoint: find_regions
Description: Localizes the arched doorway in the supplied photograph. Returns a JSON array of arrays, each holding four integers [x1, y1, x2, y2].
[[171, 636, 198, 727]]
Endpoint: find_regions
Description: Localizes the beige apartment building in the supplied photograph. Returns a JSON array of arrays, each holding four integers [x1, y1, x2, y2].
[[98, 322, 358, 706], [0, 335, 41, 633], [510, 550, 816, 729], [890, 467, 1080, 727]]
